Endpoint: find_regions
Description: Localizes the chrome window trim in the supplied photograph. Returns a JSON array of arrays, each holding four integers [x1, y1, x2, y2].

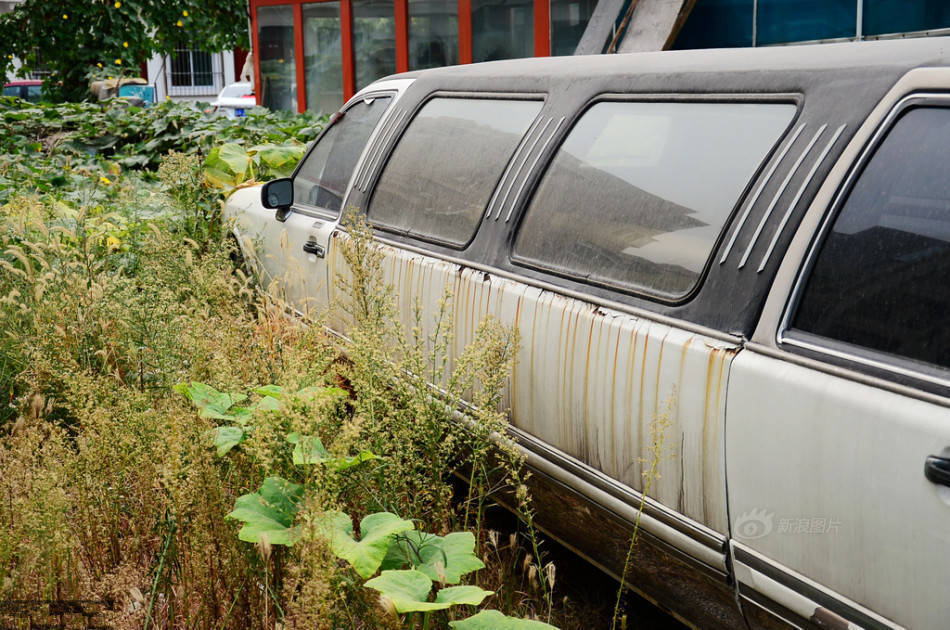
[[776, 92, 950, 389], [720, 122, 806, 264], [737, 123, 827, 269], [505, 116, 566, 222], [757, 124, 847, 273], [486, 116, 544, 220]]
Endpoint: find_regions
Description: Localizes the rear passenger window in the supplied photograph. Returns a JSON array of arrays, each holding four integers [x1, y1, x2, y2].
[[368, 97, 542, 247], [512, 101, 795, 300], [293, 95, 392, 215], [793, 106, 950, 369]]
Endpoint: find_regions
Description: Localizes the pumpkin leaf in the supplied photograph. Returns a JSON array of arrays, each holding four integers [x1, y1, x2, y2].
[[450, 610, 559, 629], [212, 425, 245, 456], [433, 585, 493, 607], [316, 511, 414, 578], [381, 530, 484, 584], [226, 476, 303, 546], [364, 570, 446, 613]]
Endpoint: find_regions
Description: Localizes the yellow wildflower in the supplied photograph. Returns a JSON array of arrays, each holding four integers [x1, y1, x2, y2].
[[114, 1, 121, 7], [182, 10, 189, 17], [176, 20, 183, 27], [62, 13, 68, 19], [105, 236, 120, 251], [123, 41, 128, 48], [114, 58, 122, 65], [99, 176, 111, 185]]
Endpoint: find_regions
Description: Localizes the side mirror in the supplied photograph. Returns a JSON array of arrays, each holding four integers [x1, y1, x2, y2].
[[261, 178, 294, 222]]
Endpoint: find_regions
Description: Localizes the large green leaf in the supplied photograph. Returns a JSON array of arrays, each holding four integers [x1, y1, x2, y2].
[[226, 477, 304, 546], [316, 511, 414, 579], [286, 433, 377, 470], [204, 142, 251, 186], [382, 531, 484, 584], [364, 570, 446, 613], [212, 425, 245, 456], [287, 432, 330, 465], [450, 610, 558, 630], [175, 382, 247, 420], [250, 143, 305, 177], [433, 585, 493, 607]]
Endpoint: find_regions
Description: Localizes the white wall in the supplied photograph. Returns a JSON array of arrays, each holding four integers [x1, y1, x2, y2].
[[146, 49, 236, 103]]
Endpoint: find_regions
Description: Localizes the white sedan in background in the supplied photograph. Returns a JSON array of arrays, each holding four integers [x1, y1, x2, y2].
[[208, 82, 258, 118]]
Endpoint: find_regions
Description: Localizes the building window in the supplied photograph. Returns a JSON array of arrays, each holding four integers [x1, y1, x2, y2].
[[472, 0, 534, 62], [550, 0, 597, 55], [757, 0, 855, 45], [863, 0, 950, 37], [170, 45, 214, 87], [409, 0, 458, 69], [353, 0, 396, 91], [303, 2, 344, 114], [258, 5, 297, 111]]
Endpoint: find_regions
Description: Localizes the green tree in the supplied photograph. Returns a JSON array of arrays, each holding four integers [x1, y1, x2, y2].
[[0, 0, 250, 101]]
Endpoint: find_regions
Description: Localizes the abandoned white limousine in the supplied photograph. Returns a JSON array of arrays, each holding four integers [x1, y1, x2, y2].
[[225, 38, 950, 630]]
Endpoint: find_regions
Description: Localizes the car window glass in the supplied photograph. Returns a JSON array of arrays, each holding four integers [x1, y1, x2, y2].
[[368, 97, 542, 247], [793, 106, 950, 368], [2, 86, 18, 98], [293, 94, 392, 214], [513, 101, 795, 300]]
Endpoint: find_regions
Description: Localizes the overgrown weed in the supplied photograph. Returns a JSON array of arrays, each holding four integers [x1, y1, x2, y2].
[[0, 154, 574, 629]]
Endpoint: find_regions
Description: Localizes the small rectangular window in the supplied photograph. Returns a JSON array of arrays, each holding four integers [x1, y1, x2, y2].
[[793, 106, 950, 369], [368, 97, 543, 247], [294, 95, 392, 214], [512, 101, 795, 300]]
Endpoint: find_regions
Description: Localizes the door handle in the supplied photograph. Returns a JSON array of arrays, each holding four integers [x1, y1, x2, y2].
[[924, 455, 950, 487], [302, 240, 325, 259]]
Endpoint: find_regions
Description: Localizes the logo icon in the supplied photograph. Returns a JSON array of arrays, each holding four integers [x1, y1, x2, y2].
[[735, 508, 774, 540]]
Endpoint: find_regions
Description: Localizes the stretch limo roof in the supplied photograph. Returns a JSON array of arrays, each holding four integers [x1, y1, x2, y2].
[[379, 36, 950, 89]]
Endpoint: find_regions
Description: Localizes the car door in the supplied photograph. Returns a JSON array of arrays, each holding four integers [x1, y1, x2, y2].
[[727, 89, 950, 629], [237, 91, 394, 315]]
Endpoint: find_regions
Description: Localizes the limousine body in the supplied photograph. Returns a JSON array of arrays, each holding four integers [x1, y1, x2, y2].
[[224, 38, 950, 629]]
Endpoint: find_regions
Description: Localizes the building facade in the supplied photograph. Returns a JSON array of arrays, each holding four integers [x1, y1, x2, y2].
[[249, 0, 950, 114], [249, 0, 599, 113]]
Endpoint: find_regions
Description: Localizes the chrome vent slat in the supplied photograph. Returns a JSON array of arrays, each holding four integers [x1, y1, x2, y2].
[[356, 110, 399, 191], [361, 108, 408, 192], [738, 124, 827, 270], [505, 117, 566, 222], [719, 123, 806, 265], [494, 117, 554, 220], [756, 124, 846, 273], [486, 116, 544, 221]]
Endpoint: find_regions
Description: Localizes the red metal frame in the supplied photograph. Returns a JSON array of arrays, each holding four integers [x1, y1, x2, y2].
[[458, 0, 472, 64], [534, 0, 550, 56], [340, 0, 355, 99], [248, 0, 553, 109], [251, 6, 262, 106], [293, 2, 307, 111], [395, 0, 409, 73]]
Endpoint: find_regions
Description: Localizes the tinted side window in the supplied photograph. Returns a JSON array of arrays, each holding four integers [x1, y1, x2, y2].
[[793, 106, 950, 369], [293, 95, 392, 214], [368, 98, 542, 247], [2, 86, 18, 98], [513, 101, 795, 300]]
